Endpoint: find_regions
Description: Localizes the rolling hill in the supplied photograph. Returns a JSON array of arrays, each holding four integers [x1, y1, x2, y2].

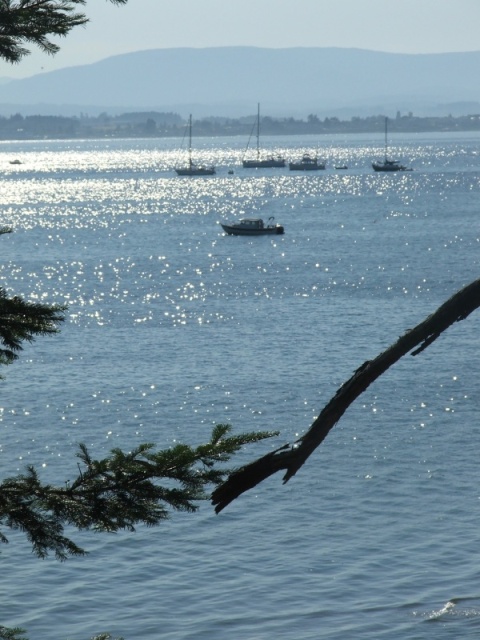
[[1, 47, 479, 118]]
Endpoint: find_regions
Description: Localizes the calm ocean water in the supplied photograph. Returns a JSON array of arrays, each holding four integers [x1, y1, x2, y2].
[[0, 132, 479, 639]]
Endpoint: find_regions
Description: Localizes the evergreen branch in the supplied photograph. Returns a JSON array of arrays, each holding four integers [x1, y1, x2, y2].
[[0, 1, 128, 63], [0, 627, 28, 640], [0, 426, 278, 559], [0, 288, 65, 367]]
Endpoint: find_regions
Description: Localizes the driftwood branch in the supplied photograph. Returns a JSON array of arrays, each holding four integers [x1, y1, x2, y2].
[[212, 278, 480, 513]]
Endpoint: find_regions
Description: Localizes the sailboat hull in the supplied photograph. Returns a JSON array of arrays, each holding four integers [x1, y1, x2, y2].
[[175, 166, 215, 176], [242, 158, 285, 168], [372, 161, 409, 172]]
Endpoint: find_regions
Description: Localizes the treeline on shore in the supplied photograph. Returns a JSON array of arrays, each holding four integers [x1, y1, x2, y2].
[[1, 110, 480, 140]]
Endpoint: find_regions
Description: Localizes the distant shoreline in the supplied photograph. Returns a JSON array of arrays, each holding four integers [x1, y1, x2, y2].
[[1, 111, 480, 141]]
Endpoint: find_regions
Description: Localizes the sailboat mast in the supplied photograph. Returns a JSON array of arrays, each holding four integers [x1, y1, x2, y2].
[[384, 116, 388, 161], [256, 103, 260, 160], [188, 114, 193, 168]]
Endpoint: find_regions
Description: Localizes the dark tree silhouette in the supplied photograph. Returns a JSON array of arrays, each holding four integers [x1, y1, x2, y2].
[[0, 1, 128, 64], [212, 278, 480, 512], [0, 227, 277, 640], [0, 7, 279, 638]]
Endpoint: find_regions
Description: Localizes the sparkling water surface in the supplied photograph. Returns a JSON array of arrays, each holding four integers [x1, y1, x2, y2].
[[0, 133, 480, 639]]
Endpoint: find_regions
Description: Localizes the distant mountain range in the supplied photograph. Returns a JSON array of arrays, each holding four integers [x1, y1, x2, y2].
[[1, 47, 480, 118]]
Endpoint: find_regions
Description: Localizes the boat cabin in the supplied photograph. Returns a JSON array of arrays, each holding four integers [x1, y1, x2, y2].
[[237, 218, 264, 229]]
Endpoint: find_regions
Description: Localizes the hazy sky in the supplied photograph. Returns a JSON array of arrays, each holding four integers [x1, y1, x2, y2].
[[4, 0, 480, 79]]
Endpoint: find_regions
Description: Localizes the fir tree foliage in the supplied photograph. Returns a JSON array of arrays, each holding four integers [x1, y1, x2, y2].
[[0, 234, 278, 632], [0, 5, 280, 638], [0, 289, 66, 367], [0, 225, 278, 640], [0, 628, 29, 640], [0, 225, 65, 369], [0, 425, 277, 560], [0, 0, 128, 64]]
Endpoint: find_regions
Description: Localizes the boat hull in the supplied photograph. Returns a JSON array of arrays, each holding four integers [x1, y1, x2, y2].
[[242, 158, 286, 168], [175, 166, 215, 176], [372, 162, 410, 172], [221, 223, 284, 236], [289, 161, 325, 171]]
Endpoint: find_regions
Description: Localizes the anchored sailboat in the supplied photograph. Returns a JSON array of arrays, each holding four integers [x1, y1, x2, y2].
[[372, 117, 411, 172], [175, 114, 215, 176], [242, 103, 285, 168]]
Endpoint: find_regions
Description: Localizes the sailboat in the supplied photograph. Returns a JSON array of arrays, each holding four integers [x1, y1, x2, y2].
[[175, 114, 215, 176], [242, 103, 286, 168], [372, 117, 411, 172]]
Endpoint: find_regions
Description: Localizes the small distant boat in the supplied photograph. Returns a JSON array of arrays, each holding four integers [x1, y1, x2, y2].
[[175, 114, 215, 176], [242, 104, 285, 168], [289, 153, 325, 171], [335, 165, 348, 170], [9, 159, 22, 165], [221, 216, 285, 236], [372, 117, 411, 172]]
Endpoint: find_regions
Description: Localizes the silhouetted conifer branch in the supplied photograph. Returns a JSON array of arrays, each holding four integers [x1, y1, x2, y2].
[[0, 289, 66, 367], [0, 425, 278, 560], [0, 1, 128, 64]]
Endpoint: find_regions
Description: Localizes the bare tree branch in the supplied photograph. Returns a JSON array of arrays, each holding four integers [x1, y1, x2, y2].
[[212, 278, 480, 513]]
